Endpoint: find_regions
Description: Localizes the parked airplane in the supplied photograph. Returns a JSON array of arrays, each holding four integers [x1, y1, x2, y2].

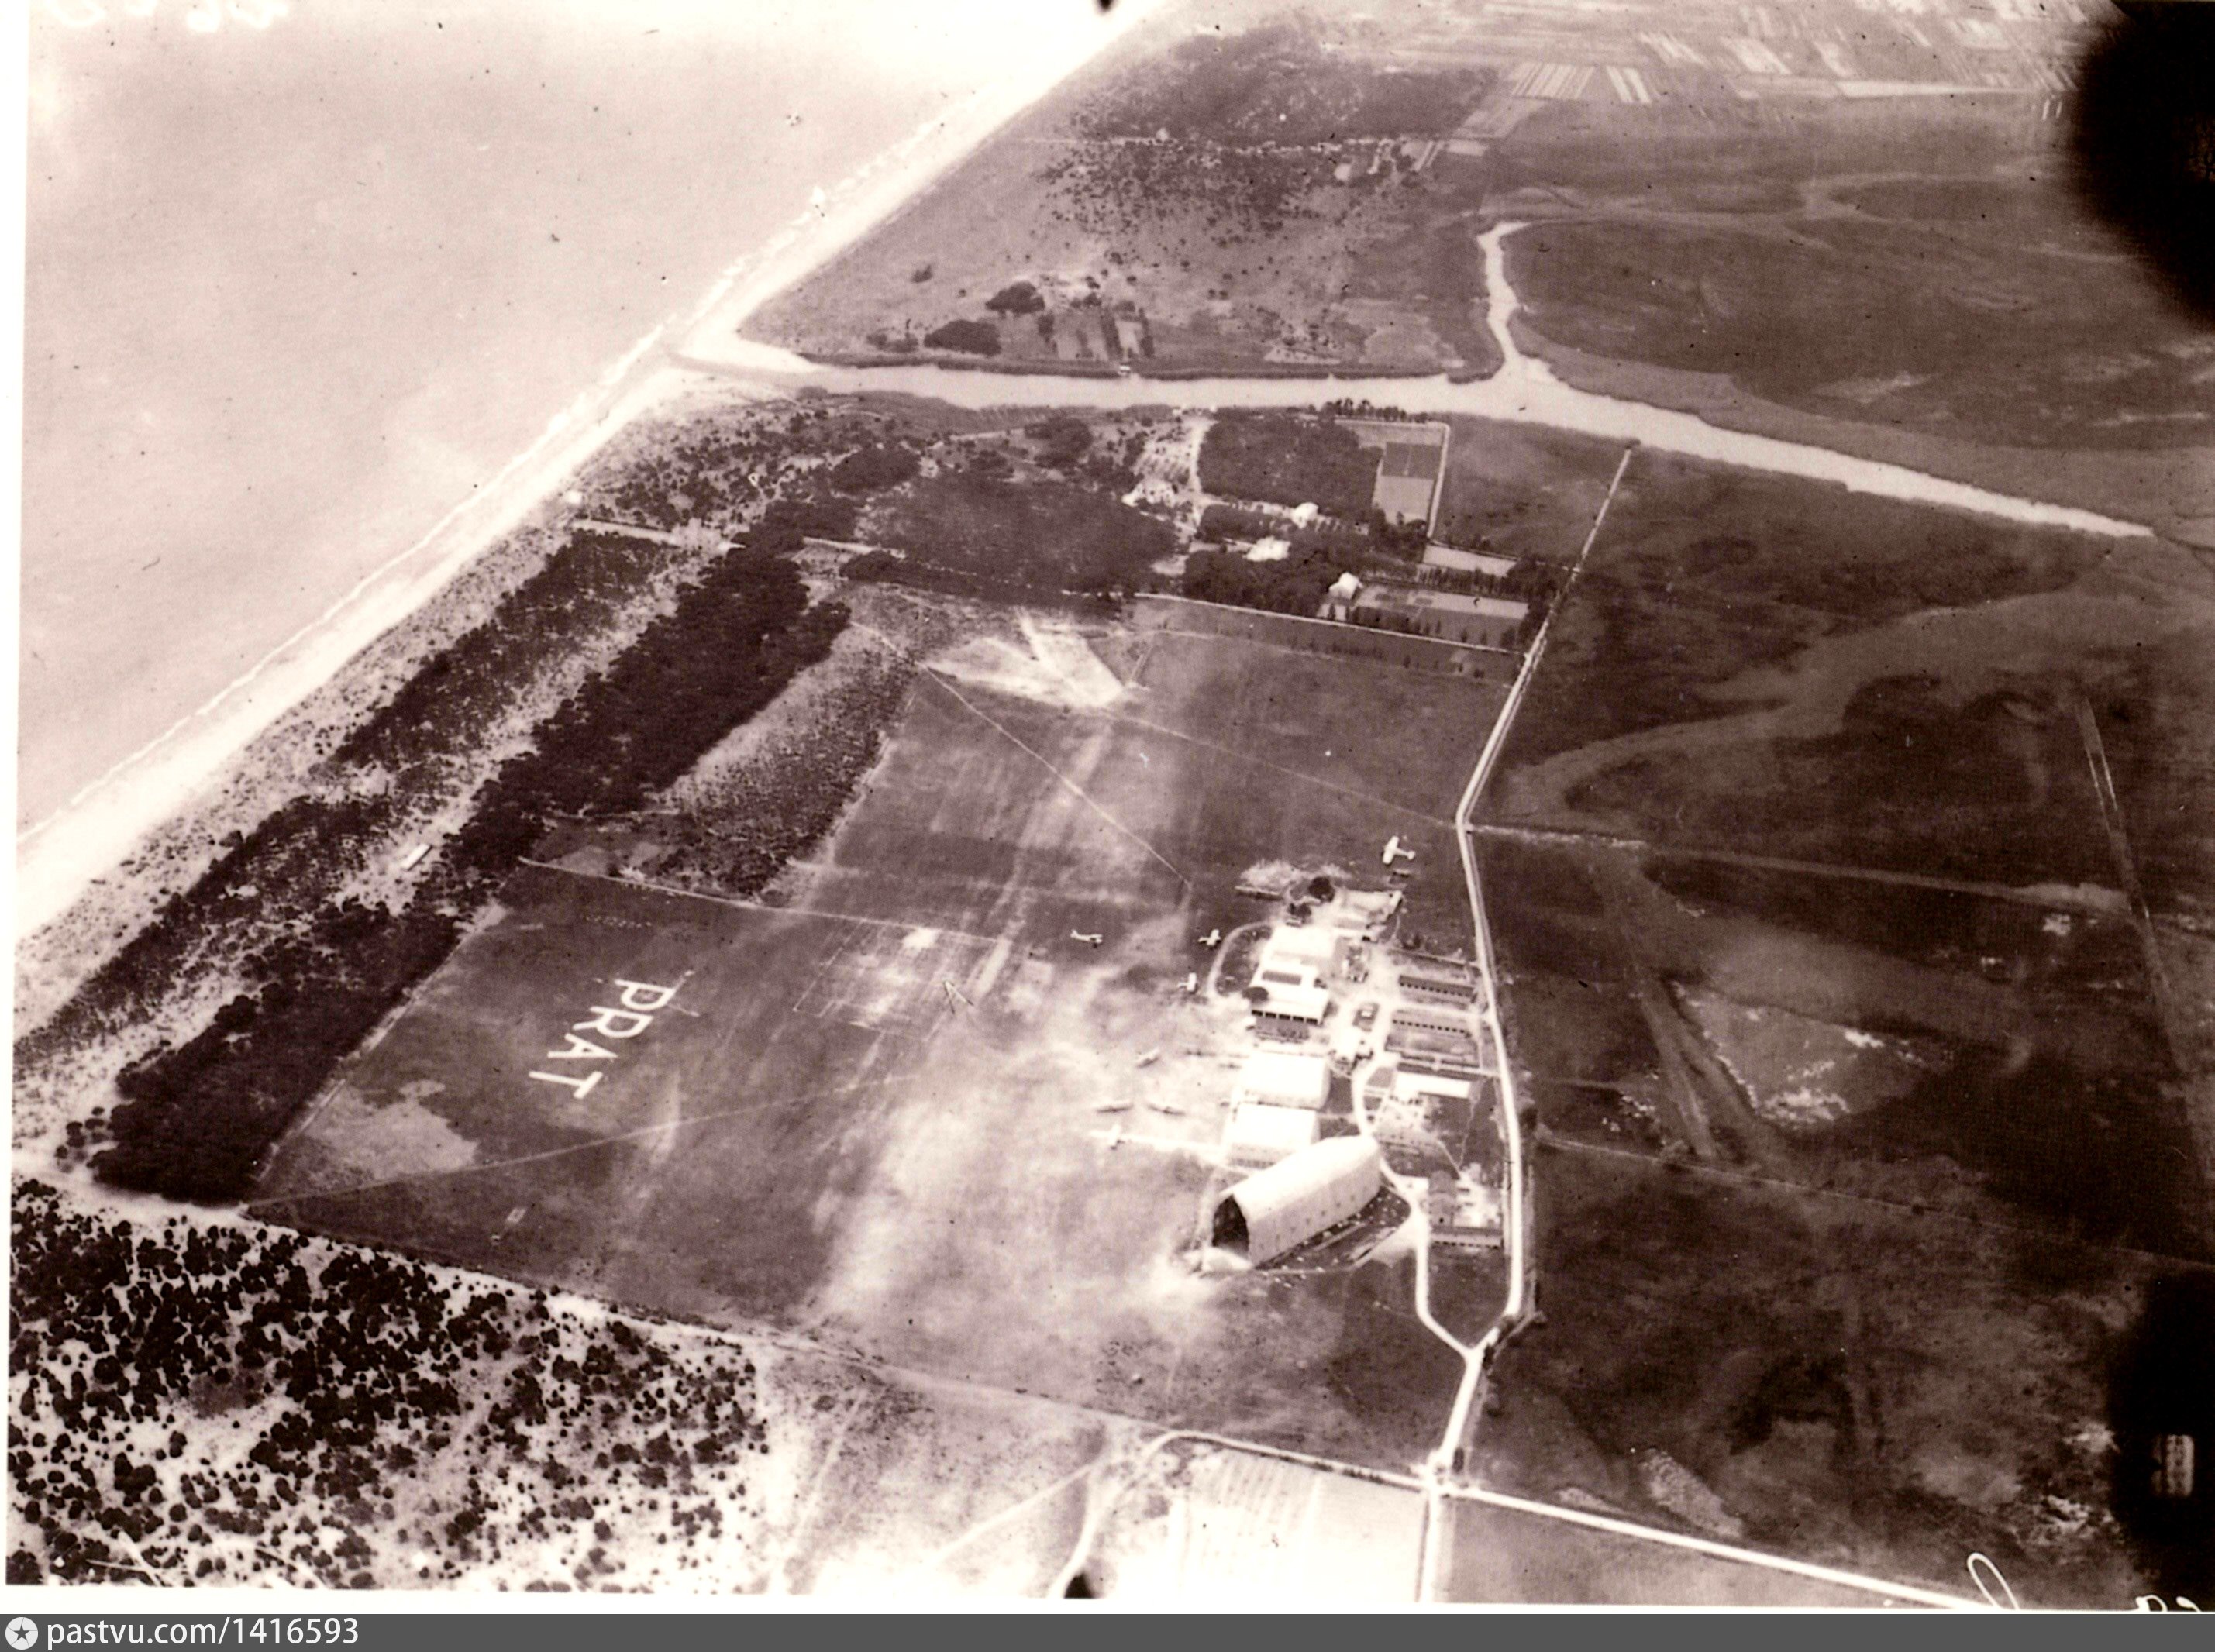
[[1183, 972, 1200, 993], [1199, 928, 1223, 948], [1072, 931, 1104, 947], [1382, 836, 1417, 866]]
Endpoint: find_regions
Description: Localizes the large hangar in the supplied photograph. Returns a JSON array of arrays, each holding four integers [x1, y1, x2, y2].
[[1211, 1135, 1384, 1265]]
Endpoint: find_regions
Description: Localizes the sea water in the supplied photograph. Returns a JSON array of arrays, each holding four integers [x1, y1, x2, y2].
[[20, 0, 1111, 833]]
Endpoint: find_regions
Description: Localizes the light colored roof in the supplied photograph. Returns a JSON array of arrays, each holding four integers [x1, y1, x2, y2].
[[1226, 1103, 1322, 1159], [1396, 1071, 1473, 1103], [1237, 1048, 1332, 1106], [1260, 924, 1339, 972], [1251, 983, 1330, 1021], [1357, 584, 1528, 623], [1225, 1136, 1383, 1228], [1421, 544, 1518, 579]]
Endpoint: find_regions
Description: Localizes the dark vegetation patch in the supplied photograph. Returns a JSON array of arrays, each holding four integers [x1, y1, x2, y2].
[[1476, 1144, 2163, 1606], [1493, 455, 2117, 879], [1641, 859, 2149, 1000], [1077, 21, 1488, 146], [650, 656, 915, 899], [8, 1182, 770, 1588], [1504, 196, 2212, 451], [985, 280, 1045, 316], [1561, 676, 2117, 890], [921, 318, 1001, 357], [863, 470, 1172, 594], [1198, 412, 1380, 518], [1043, 19, 1489, 253], [1181, 546, 1342, 617], [1480, 835, 2198, 1255], [95, 547, 842, 1202], [827, 443, 921, 494]]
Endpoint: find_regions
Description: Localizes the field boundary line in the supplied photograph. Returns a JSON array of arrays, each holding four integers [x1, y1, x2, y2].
[[1446, 1483, 1981, 1610], [1468, 821, 2132, 915], [515, 857, 1005, 945], [921, 669, 1192, 890], [1422, 443, 1632, 1599], [253, 1072, 905, 1211]]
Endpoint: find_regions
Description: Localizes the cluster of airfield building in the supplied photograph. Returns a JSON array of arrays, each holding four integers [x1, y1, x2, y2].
[[1127, 838, 1506, 1272]]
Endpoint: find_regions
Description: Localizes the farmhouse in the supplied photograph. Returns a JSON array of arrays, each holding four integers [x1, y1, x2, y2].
[[1210, 1135, 1384, 1265]]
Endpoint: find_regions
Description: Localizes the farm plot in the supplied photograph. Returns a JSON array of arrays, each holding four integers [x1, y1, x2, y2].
[[258, 615, 1505, 1475]]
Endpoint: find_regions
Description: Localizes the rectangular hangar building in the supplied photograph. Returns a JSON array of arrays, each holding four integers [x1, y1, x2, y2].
[[1235, 1048, 1332, 1111], [1211, 1135, 1385, 1265]]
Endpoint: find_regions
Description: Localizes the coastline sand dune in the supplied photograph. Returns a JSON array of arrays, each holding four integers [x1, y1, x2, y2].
[[15, 0, 1166, 959]]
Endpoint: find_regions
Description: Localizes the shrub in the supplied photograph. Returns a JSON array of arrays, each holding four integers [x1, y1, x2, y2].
[[922, 319, 1001, 356], [827, 443, 920, 494], [985, 280, 1045, 315], [1181, 546, 1345, 616], [1198, 413, 1379, 518]]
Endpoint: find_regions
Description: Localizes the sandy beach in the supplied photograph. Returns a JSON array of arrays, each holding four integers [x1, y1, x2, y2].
[[15, 0, 1161, 959]]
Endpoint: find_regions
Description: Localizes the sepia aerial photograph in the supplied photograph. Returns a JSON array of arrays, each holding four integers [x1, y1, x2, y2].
[[9, 0, 2213, 1610]]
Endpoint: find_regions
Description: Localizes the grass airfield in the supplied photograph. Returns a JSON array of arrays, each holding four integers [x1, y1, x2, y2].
[[255, 618, 1503, 1498]]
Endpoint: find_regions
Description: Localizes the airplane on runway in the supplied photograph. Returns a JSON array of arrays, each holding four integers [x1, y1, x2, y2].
[[1382, 836, 1417, 866], [1072, 931, 1104, 947]]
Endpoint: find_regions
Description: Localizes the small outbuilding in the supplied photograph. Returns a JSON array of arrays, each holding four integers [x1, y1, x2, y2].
[[1211, 1135, 1384, 1265]]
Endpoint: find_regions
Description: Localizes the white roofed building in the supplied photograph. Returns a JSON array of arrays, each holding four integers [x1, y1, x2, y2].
[[1225, 1103, 1322, 1169], [1235, 1048, 1332, 1111], [1211, 1135, 1384, 1265]]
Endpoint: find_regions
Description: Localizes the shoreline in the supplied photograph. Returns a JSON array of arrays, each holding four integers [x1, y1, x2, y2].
[[14, 0, 1163, 956]]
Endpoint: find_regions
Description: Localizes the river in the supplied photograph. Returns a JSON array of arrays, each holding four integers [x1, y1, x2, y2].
[[678, 222, 2148, 540]]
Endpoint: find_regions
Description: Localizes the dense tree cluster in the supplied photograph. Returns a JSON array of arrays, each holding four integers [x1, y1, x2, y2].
[[921, 319, 1001, 357], [9, 1182, 771, 1588], [653, 656, 912, 899], [1042, 22, 1487, 246], [339, 532, 671, 773], [1197, 413, 1380, 518], [984, 281, 1045, 315], [826, 443, 921, 495], [1025, 416, 1094, 470], [1181, 546, 1345, 616], [94, 547, 844, 1203], [868, 471, 1173, 594]]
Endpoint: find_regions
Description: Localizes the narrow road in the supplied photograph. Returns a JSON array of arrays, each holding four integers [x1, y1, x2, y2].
[[1413, 443, 1633, 1599]]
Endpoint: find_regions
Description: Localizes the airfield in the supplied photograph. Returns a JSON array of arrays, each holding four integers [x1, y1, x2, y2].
[[255, 617, 1501, 1486]]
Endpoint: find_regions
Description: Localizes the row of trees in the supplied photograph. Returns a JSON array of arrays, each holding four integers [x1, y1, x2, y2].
[[95, 546, 846, 1203]]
